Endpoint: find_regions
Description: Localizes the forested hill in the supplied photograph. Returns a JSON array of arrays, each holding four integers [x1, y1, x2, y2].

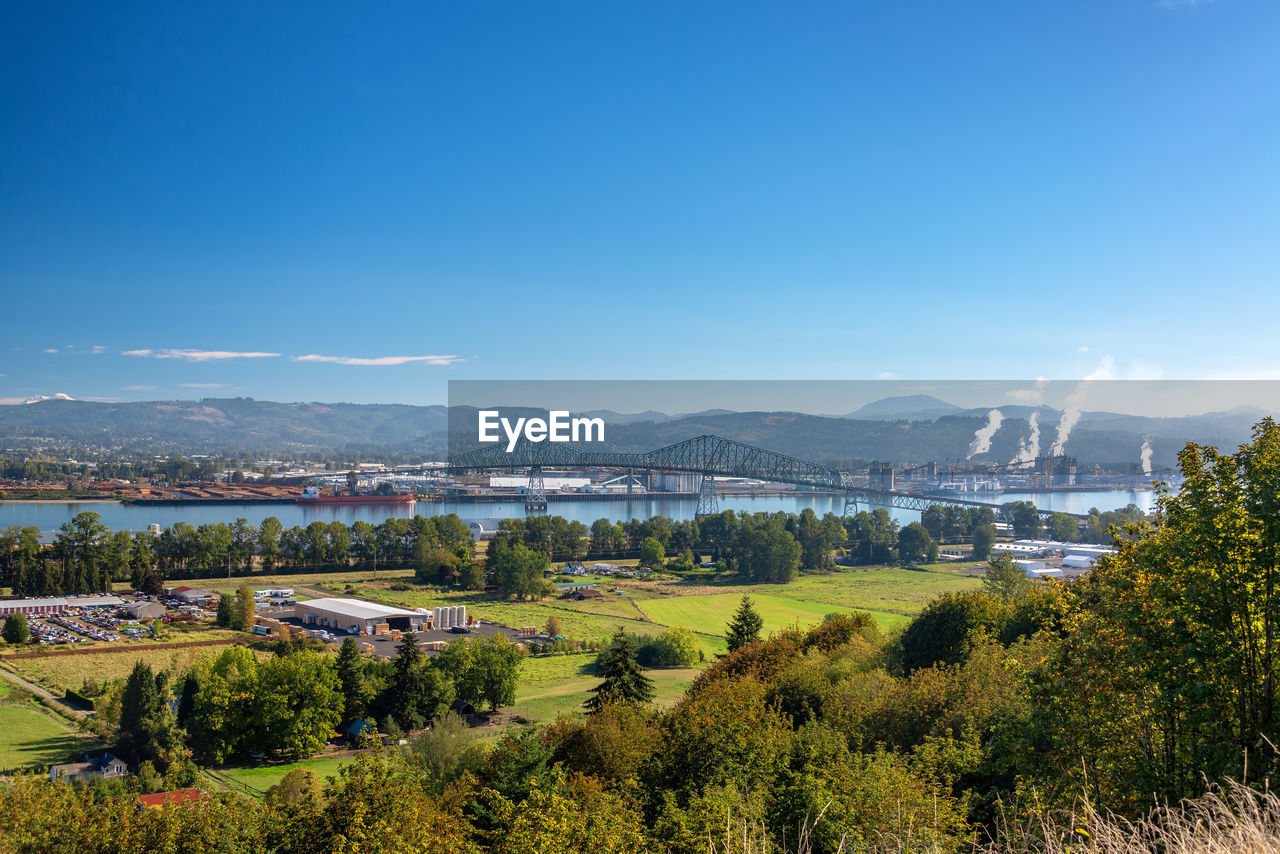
[[0, 397, 1266, 465], [0, 398, 449, 456]]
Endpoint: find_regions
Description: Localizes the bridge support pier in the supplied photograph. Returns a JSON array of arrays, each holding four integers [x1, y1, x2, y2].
[[696, 473, 718, 517], [843, 491, 858, 518], [525, 466, 548, 512]]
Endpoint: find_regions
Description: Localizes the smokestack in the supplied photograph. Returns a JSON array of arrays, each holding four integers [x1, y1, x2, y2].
[[966, 409, 1004, 459]]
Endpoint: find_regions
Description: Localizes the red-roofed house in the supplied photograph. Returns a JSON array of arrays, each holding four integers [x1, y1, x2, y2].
[[135, 788, 207, 810]]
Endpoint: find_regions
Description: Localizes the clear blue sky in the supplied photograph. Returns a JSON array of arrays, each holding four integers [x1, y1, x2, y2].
[[2, 0, 1278, 405]]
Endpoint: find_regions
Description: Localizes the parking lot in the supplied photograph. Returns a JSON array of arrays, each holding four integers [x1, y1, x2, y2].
[[10, 593, 207, 647]]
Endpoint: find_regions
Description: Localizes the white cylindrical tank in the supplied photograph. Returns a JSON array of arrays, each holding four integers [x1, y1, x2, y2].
[[457, 605, 467, 626], [441, 606, 454, 629], [448, 605, 460, 628]]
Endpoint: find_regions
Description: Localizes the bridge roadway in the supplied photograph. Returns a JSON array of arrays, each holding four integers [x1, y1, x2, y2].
[[421, 434, 1086, 520]]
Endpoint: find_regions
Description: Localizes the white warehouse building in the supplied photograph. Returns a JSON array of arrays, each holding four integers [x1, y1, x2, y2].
[[297, 598, 427, 635]]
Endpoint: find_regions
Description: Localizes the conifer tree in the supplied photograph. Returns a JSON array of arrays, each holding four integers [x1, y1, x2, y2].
[[584, 629, 654, 713], [215, 594, 234, 627], [337, 636, 368, 722], [725, 595, 764, 652]]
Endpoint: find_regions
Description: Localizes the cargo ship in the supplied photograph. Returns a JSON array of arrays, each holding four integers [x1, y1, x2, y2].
[[297, 487, 417, 506]]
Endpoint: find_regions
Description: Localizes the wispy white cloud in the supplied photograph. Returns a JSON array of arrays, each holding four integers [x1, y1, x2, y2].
[[43, 348, 58, 354], [875, 371, 898, 380], [91, 345, 107, 354], [178, 382, 230, 389], [294, 354, 463, 367], [124, 349, 281, 361], [1005, 377, 1050, 404], [122, 385, 156, 391]]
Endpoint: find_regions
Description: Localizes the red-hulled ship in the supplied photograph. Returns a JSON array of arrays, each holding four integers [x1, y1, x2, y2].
[[297, 487, 416, 506]]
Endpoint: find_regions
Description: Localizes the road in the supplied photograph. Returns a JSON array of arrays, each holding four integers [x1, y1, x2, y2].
[[0, 663, 92, 721]]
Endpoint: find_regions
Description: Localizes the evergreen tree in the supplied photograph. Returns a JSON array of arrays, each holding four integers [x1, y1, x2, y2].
[[386, 634, 450, 731], [337, 637, 368, 722], [215, 594, 234, 628], [584, 629, 654, 713], [118, 661, 189, 769], [725, 595, 764, 652], [119, 661, 161, 758]]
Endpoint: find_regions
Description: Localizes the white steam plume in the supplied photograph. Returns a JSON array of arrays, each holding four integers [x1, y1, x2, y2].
[[1050, 357, 1115, 456], [1140, 437, 1153, 476], [967, 409, 1004, 459], [1011, 411, 1040, 465]]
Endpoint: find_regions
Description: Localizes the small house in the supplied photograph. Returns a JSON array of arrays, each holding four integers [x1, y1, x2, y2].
[[50, 752, 129, 784]]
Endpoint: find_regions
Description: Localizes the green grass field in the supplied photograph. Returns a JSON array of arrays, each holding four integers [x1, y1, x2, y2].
[[0, 701, 97, 772], [638, 591, 906, 636], [512, 654, 699, 723], [772, 566, 982, 616], [218, 754, 353, 791]]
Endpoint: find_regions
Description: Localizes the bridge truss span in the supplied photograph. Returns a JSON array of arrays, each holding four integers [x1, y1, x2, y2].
[[444, 434, 1082, 519]]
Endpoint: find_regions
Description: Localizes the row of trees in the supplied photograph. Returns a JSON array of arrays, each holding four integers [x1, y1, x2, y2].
[[96, 629, 525, 775], [1, 498, 1139, 598], [0, 511, 475, 595]]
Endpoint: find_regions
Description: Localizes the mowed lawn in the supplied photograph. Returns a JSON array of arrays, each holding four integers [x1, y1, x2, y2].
[[512, 654, 699, 723], [639, 592, 907, 637], [219, 754, 352, 792], [0, 702, 95, 771]]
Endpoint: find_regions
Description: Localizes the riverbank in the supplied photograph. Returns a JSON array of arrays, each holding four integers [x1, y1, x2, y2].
[[0, 494, 121, 502], [0, 487, 1160, 531]]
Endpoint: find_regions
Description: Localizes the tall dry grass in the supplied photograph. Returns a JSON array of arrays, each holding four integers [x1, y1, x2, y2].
[[705, 780, 1280, 854]]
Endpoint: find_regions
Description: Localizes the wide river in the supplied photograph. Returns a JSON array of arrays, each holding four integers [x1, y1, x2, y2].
[[0, 488, 1158, 532]]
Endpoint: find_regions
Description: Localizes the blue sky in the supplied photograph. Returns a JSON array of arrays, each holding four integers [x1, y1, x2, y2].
[[2, 1, 1278, 406]]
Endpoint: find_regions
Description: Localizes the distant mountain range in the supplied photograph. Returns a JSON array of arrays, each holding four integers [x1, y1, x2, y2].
[[0, 396, 1273, 467], [0, 398, 449, 456]]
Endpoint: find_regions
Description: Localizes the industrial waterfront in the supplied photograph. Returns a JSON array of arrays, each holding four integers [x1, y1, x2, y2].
[[0, 486, 1158, 532]]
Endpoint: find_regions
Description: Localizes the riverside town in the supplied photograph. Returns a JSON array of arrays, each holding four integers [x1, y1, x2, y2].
[[3, 4, 1278, 853]]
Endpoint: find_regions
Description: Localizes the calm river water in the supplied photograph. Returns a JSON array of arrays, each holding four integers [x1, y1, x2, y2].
[[0, 489, 1158, 532]]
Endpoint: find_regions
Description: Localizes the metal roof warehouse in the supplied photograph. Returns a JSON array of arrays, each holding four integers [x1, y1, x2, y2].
[[296, 598, 426, 634]]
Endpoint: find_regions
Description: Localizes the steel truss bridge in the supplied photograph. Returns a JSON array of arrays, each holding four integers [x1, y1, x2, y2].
[[441, 434, 1084, 519]]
